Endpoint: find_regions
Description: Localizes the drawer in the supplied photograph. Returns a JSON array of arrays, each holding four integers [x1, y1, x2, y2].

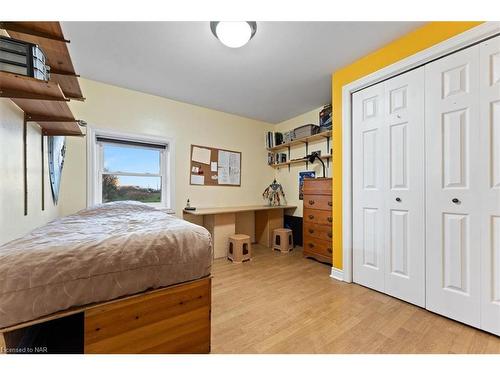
[[303, 178, 332, 195], [303, 194, 332, 211], [303, 236, 333, 258], [304, 223, 332, 241], [303, 208, 332, 226]]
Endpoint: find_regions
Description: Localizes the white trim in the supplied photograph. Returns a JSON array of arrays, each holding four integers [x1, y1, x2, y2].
[[86, 126, 175, 211], [330, 267, 344, 282], [341, 22, 500, 284]]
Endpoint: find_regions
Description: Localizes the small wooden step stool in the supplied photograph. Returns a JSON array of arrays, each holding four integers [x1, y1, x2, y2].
[[228, 234, 252, 263], [272, 228, 293, 253]]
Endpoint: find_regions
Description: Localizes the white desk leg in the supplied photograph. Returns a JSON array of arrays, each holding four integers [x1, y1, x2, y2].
[[204, 213, 236, 259]]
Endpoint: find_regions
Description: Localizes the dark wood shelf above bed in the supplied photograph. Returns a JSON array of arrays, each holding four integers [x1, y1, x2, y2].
[[0, 21, 85, 101], [0, 71, 84, 136]]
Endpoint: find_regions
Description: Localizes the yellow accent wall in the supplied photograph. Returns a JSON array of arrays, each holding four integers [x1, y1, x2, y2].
[[331, 21, 483, 270]]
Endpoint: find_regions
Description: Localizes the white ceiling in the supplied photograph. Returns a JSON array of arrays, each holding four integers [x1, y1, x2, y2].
[[62, 22, 424, 123]]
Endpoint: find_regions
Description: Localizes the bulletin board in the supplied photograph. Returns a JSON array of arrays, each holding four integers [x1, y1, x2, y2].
[[189, 144, 241, 186]]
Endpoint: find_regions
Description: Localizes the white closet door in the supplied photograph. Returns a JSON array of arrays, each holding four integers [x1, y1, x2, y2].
[[384, 68, 425, 307], [353, 68, 425, 303], [353, 83, 387, 293], [425, 45, 482, 327], [480, 36, 500, 336]]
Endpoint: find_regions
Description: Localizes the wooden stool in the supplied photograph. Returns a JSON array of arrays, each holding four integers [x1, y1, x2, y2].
[[228, 234, 252, 263], [272, 228, 293, 253]]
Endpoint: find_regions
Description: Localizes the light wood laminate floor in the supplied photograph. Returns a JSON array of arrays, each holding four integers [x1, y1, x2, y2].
[[211, 245, 500, 354]]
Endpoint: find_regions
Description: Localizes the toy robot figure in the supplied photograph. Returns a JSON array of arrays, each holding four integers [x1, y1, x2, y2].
[[262, 179, 286, 206]]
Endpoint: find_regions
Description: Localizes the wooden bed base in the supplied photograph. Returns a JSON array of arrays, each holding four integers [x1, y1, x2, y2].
[[0, 277, 211, 354]]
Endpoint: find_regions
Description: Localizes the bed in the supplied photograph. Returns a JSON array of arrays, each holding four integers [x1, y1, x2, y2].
[[0, 201, 213, 354]]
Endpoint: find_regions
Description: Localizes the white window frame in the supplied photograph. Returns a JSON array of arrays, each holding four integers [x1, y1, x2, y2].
[[87, 127, 175, 212]]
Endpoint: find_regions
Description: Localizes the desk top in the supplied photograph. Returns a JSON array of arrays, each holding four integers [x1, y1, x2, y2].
[[183, 205, 297, 216]]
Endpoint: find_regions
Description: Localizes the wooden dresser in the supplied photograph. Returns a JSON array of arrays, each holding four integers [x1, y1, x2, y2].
[[302, 178, 333, 264]]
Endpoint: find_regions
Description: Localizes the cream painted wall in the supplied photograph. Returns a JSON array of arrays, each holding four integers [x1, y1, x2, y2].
[[0, 99, 60, 245], [59, 78, 275, 217], [273, 106, 332, 217]]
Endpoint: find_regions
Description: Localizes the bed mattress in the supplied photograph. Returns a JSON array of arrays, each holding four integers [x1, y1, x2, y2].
[[0, 201, 213, 329]]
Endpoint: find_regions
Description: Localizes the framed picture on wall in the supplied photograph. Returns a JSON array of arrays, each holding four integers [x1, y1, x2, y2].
[[298, 171, 315, 200]]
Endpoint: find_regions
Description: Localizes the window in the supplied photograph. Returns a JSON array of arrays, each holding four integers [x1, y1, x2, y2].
[[88, 129, 174, 210]]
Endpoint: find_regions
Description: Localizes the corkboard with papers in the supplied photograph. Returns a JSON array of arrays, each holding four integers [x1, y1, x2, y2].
[[189, 144, 241, 186]]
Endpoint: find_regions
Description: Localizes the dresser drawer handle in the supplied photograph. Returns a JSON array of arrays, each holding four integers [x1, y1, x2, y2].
[[308, 215, 314, 220], [327, 232, 332, 238], [308, 243, 314, 249], [327, 248, 332, 254], [328, 201, 332, 206], [308, 200, 315, 205], [327, 217, 332, 223], [308, 229, 314, 234]]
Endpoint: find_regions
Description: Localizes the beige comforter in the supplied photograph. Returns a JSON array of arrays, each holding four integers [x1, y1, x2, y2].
[[0, 201, 212, 329]]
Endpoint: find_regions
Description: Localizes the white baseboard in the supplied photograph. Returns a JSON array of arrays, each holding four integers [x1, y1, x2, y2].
[[330, 267, 344, 281]]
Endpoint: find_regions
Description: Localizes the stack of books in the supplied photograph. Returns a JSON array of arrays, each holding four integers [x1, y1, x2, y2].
[[265, 131, 283, 149], [267, 152, 287, 165]]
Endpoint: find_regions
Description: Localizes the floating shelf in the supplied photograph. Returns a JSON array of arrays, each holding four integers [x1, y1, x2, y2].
[[267, 130, 332, 152], [270, 154, 332, 169], [0, 21, 85, 101], [0, 71, 83, 136], [0, 21, 85, 217]]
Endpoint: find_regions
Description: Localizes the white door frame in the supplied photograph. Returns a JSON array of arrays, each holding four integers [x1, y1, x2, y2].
[[340, 22, 500, 283]]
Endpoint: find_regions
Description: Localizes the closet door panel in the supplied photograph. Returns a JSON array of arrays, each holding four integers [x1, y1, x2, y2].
[[383, 68, 425, 307], [425, 45, 482, 327], [353, 84, 386, 292], [353, 68, 425, 303], [480, 36, 500, 336]]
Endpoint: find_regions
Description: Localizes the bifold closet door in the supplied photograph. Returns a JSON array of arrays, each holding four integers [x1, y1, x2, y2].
[[353, 68, 425, 306], [425, 44, 482, 328], [479, 36, 500, 336], [353, 82, 386, 293], [383, 70, 425, 306]]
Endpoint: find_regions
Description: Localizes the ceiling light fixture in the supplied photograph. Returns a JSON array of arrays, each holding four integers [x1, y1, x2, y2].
[[210, 21, 257, 48]]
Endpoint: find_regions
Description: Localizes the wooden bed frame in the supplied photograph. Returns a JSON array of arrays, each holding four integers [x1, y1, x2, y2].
[[0, 277, 211, 354]]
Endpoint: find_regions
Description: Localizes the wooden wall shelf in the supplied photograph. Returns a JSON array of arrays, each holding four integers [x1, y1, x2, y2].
[[0, 21, 85, 217], [0, 21, 85, 136], [0, 21, 85, 101], [0, 71, 83, 136], [267, 130, 332, 152], [271, 154, 331, 169], [267, 130, 332, 171], [0, 71, 68, 101]]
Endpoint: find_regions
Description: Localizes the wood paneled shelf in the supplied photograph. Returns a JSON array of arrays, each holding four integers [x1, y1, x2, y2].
[[0, 21, 85, 136], [271, 154, 332, 169], [267, 130, 332, 152], [0, 71, 83, 136], [1, 21, 85, 216], [268, 130, 332, 171], [0, 21, 85, 100]]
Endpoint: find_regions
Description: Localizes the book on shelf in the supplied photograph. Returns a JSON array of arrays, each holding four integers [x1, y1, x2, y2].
[[265, 131, 284, 149], [267, 152, 287, 165]]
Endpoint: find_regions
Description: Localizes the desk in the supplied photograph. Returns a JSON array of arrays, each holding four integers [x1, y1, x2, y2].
[[183, 205, 296, 259]]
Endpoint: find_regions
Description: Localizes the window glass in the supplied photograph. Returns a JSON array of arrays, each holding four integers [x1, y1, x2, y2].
[[102, 175, 161, 203], [103, 144, 160, 175]]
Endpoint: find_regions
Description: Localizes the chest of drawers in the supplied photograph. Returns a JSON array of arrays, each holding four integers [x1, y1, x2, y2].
[[302, 178, 332, 264]]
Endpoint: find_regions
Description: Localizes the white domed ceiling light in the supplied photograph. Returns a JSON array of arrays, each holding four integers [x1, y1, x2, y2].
[[210, 21, 257, 48]]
